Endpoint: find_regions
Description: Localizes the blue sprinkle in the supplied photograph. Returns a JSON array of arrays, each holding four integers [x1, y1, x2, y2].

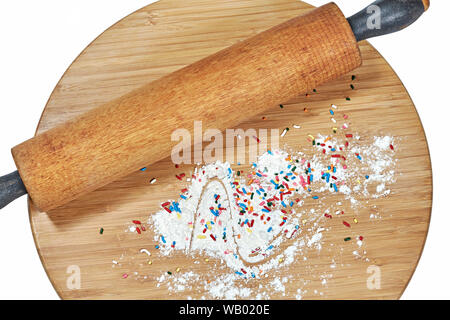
[[140, 167, 147, 171], [239, 203, 247, 209], [161, 236, 166, 243], [172, 202, 181, 213], [312, 196, 319, 199], [330, 110, 334, 115], [267, 227, 273, 232], [180, 195, 187, 200]]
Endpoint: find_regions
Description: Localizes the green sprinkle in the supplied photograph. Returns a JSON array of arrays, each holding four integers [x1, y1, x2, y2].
[[280, 104, 284, 109], [352, 75, 356, 81], [167, 271, 172, 275], [237, 171, 240, 176], [350, 84, 355, 90], [99, 228, 104, 235], [291, 166, 297, 172], [346, 97, 351, 101], [313, 89, 317, 93], [344, 237, 351, 241]]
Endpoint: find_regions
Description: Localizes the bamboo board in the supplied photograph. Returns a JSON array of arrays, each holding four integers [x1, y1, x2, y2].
[[28, 0, 432, 299]]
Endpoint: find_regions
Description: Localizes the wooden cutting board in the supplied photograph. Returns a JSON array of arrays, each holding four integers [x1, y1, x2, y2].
[[29, 0, 432, 299]]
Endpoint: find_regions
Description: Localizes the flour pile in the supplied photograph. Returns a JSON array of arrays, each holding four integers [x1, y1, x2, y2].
[[142, 134, 397, 299]]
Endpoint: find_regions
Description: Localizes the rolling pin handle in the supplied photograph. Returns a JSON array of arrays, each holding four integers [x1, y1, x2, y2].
[[347, 0, 430, 42], [0, 171, 27, 210]]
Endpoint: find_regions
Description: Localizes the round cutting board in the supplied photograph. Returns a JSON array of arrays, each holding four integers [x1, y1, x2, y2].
[[29, 0, 432, 299]]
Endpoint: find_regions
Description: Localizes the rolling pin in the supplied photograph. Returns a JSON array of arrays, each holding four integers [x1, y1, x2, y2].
[[0, 0, 430, 212]]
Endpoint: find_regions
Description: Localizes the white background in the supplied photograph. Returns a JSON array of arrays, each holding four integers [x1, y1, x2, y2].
[[0, 0, 448, 299]]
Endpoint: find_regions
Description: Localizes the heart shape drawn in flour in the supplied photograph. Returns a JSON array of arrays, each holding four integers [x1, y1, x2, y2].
[[187, 174, 297, 268]]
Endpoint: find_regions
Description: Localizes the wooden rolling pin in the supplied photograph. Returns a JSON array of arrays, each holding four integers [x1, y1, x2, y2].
[[0, 0, 430, 212]]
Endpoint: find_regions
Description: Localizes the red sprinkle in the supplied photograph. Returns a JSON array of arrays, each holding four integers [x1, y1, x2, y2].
[[343, 221, 351, 228], [163, 207, 172, 213], [132, 220, 141, 225]]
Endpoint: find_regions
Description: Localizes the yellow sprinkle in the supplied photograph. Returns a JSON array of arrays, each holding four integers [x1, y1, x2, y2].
[[279, 258, 284, 263], [308, 135, 315, 140], [197, 235, 206, 239], [302, 219, 307, 225], [176, 267, 181, 273], [353, 218, 358, 224], [177, 213, 181, 220], [205, 258, 209, 262], [247, 228, 252, 234], [357, 179, 361, 184], [148, 260, 152, 265]]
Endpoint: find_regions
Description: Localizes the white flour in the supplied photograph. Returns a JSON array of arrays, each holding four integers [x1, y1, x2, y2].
[[140, 134, 397, 299]]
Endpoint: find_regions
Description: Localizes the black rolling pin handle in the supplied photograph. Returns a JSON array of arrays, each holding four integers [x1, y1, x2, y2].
[[0, 171, 27, 209], [348, 0, 430, 42]]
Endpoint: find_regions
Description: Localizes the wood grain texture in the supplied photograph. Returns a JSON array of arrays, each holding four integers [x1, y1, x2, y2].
[[28, 0, 431, 299], [12, 2, 360, 212]]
